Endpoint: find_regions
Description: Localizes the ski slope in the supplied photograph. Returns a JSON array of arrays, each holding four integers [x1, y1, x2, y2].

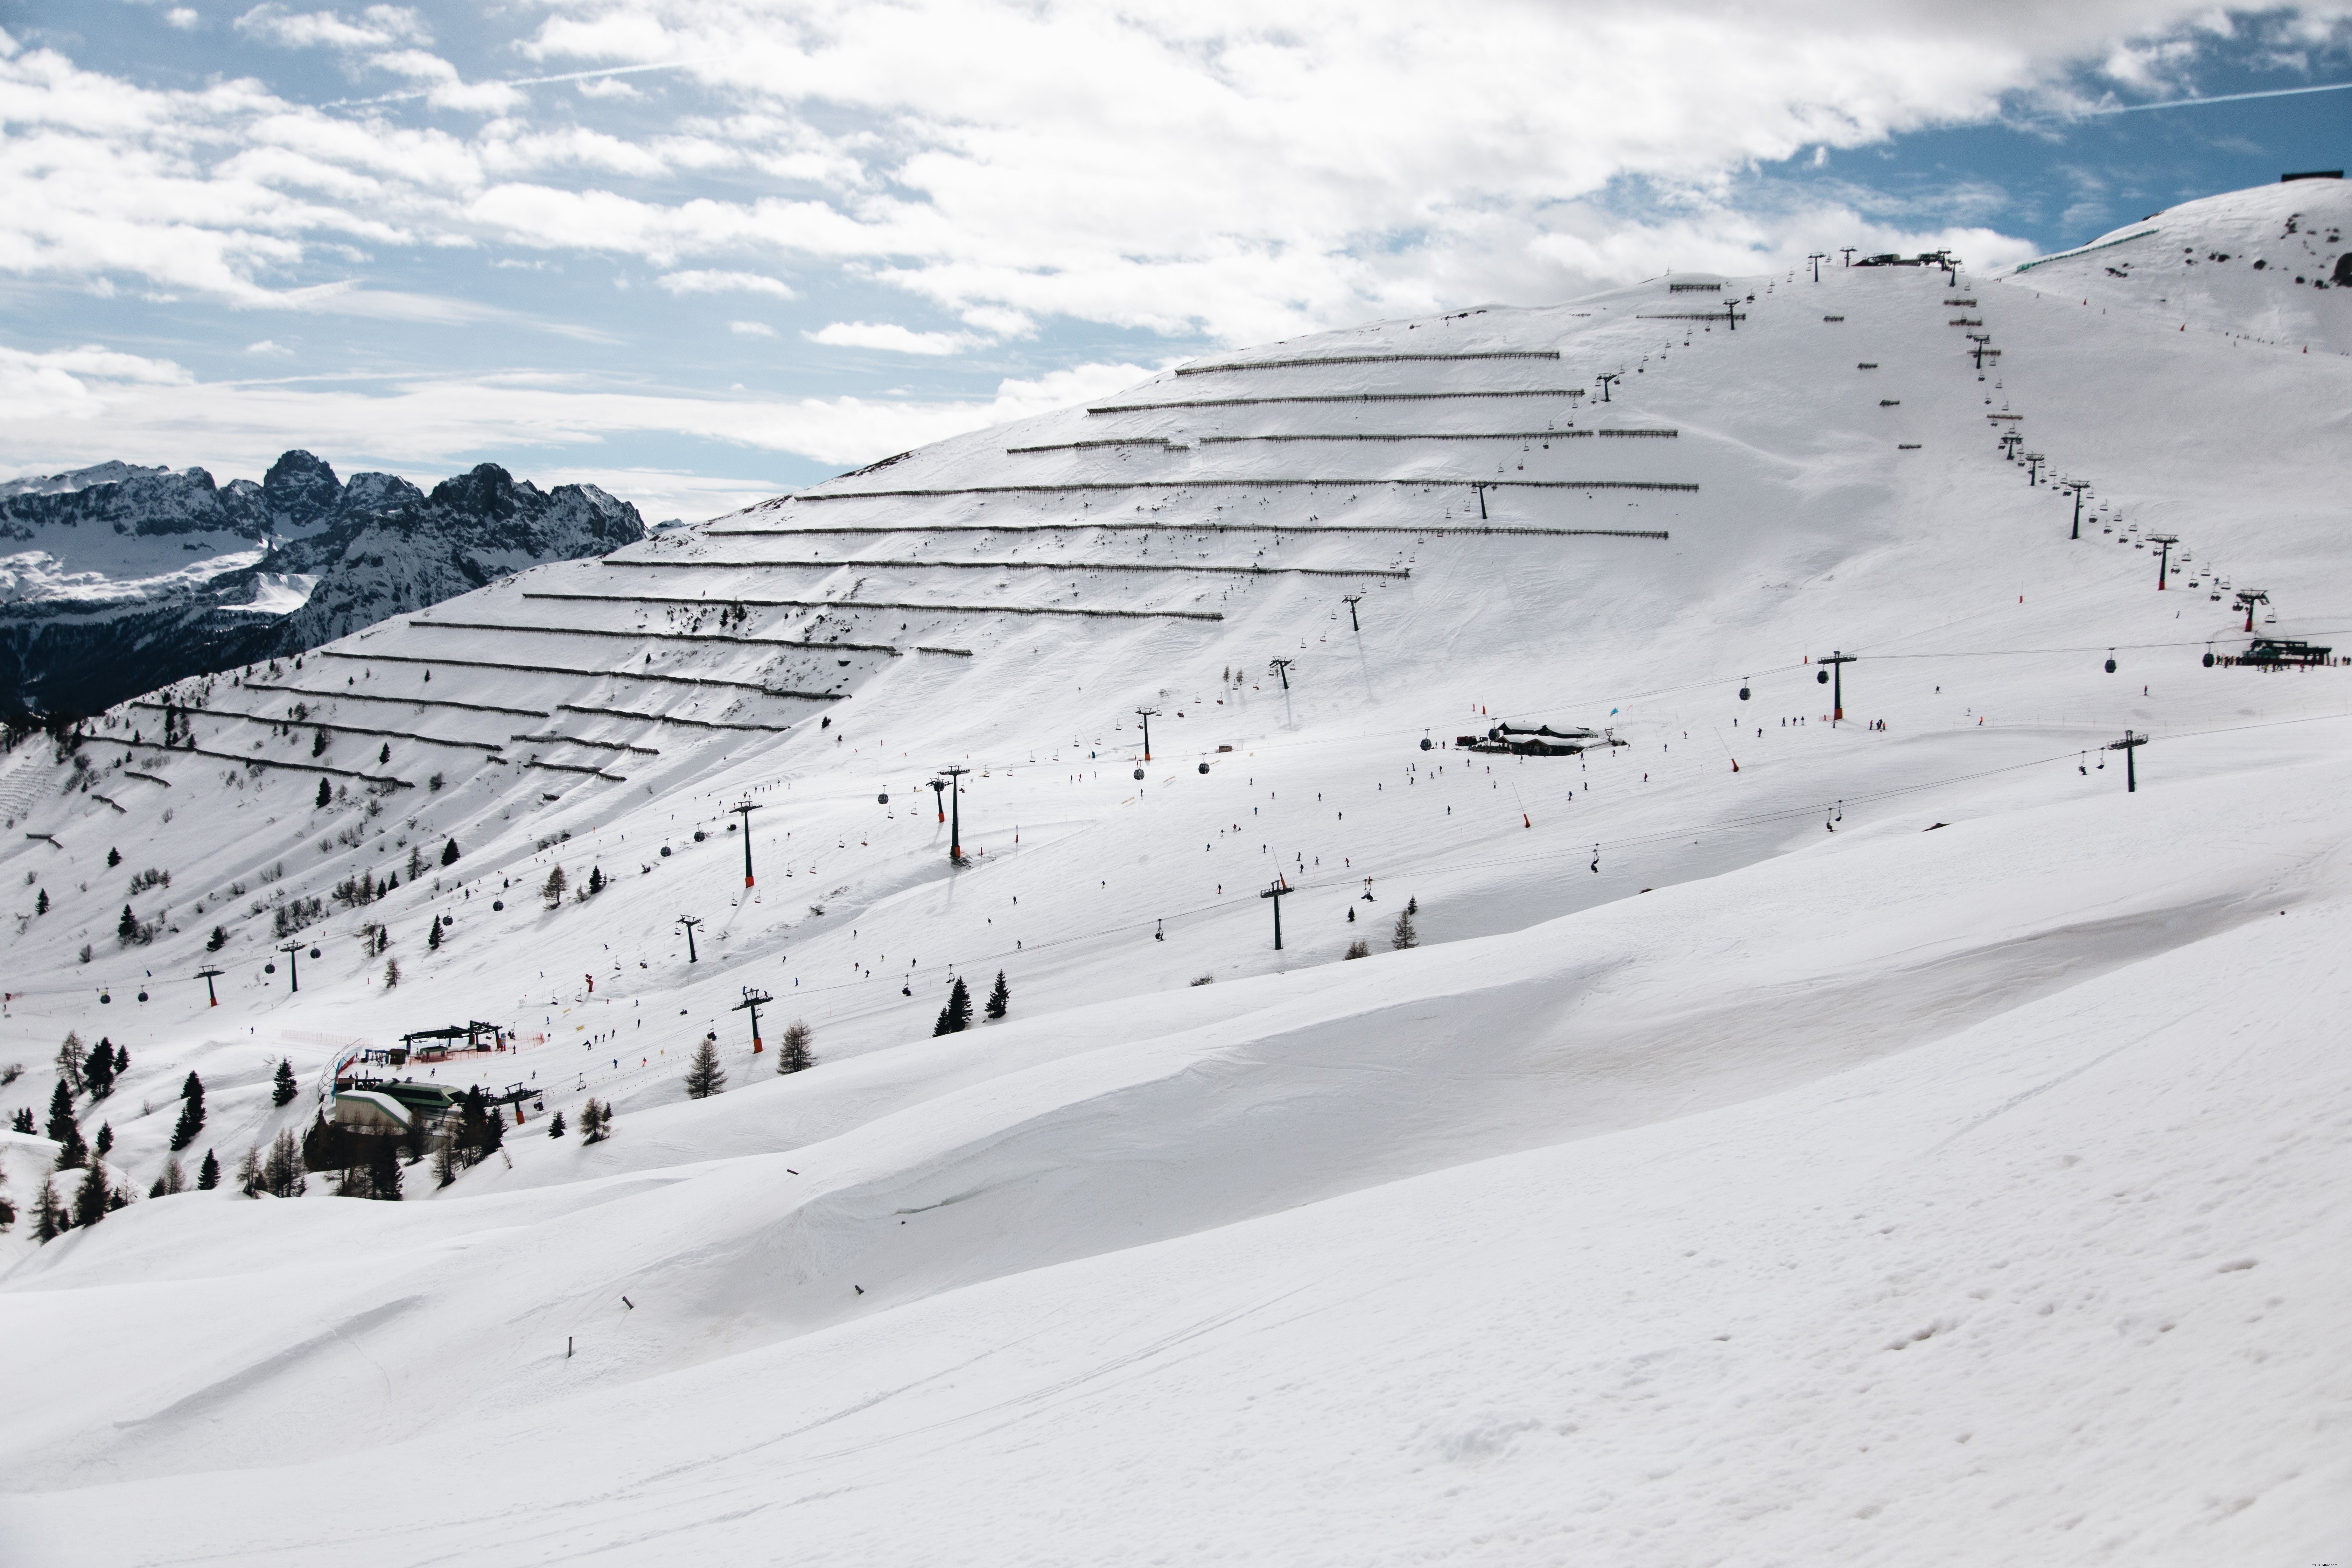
[[1, 177, 2348, 1566]]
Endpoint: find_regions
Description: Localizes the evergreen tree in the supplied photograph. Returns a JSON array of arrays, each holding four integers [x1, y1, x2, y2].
[[33, 887, 46, 915], [54, 1117, 88, 1172], [542, 866, 568, 908], [934, 976, 973, 1036], [10, 1109, 32, 1134], [547, 1109, 567, 1138], [206, 924, 226, 952], [261, 1128, 303, 1197], [427, 916, 442, 951], [93, 1122, 112, 1157], [73, 1162, 111, 1228], [83, 1037, 114, 1099], [367, 1137, 402, 1201], [0, 1164, 13, 1232], [105, 847, 121, 868], [113, 1043, 127, 1076], [315, 777, 331, 808], [46, 1079, 76, 1142], [684, 1035, 726, 1099], [1391, 898, 1418, 951], [580, 1098, 610, 1144], [383, 957, 401, 989], [440, 837, 460, 866], [34, 1177, 67, 1241], [985, 970, 1010, 1021], [272, 1057, 299, 1107], [777, 1020, 815, 1074], [170, 1073, 206, 1150], [584, 865, 604, 897], [482, 1100, 504, 1154], [378, 743, 391, 764], [116, 904, 139, 944], [196, 1149, 220, 1190]]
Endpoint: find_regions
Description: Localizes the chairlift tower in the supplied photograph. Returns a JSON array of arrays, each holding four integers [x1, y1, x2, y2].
[[1135, 707, 1159, 762], [194, 965, 224, 1007], [1259, 875, 1293, 951], [927, 777, 948, 824], [677, 915, 702, 964], [277, 941, 304, 993], [2024, 452, 2046, 486], [733, 986, 771, 1054], [940, 765, 970, 860], [1269, 658, 1294, 692], [2234, 589, 2270, 632], [2061, 479, 2091, 539], [1470, 482, 1493, 519], [2106, 729, 2147, 792], [1595, 372, 1619, 403], [1840, 247, 1856, 267], [1813, 650, 1857, 723], [1342, 595, 1362, 632], [732, 800, 761, 888], [2147, 532, 2179, 589], [1807, 252, 1827, 282]]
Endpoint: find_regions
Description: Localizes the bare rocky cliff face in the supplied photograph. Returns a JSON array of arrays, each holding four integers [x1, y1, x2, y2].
[[0, 450, 646, 716]]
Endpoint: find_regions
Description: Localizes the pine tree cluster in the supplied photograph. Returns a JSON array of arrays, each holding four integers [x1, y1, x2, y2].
[[934, 976, 974, 1035]]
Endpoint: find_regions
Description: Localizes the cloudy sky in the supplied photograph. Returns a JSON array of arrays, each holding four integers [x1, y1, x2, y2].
[[2, 1, 2346, 519]]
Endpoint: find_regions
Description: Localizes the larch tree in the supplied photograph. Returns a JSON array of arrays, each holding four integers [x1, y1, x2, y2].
[[684, 1035, 726, 1099], [777, 1020, 815, 1074]]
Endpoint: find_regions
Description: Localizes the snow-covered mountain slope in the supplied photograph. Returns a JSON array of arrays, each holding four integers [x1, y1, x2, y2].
[[0, 451, 646, 718], [2014, 173, 2351, 352], [2, 180, 2350, 1565]]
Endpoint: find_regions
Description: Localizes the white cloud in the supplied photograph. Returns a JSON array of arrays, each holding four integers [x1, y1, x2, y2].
[[727, 319, 774, 336], [658, 268, 798, 299], [575, 76, 641, 100], [244, 339, 294, 356], [807, 321, 985, 356], [0, 351, 1156, 474], [165, 8, 203, 29], [232, 4, 430, 51]]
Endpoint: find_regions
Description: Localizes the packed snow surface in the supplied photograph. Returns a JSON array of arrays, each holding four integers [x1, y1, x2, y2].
[[1, 180, 2348, 1565]]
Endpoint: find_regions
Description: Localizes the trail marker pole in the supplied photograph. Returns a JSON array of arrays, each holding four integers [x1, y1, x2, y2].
[[1135, 707, 1159, 762], [1259, 876, 1292, 950], [941, 765, 970, 860], [2106, 729, 2146, 792], [678, 916, 701, 964], [733, 800, 761, 887], [734, 986, 771, 1053], [1814, 650, 1856, 723], [1342, 595, 1362, 631], [2063, 480, 2090, 539], [194, 965, 224, 1007], [277, 941, 303, 993], [1269, 658, 1293, 691], [1596, 373, 1619, 403], [2148, 532, 2179, 589]]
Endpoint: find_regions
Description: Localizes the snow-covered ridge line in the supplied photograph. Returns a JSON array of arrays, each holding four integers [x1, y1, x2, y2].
[[1176, 350, 1561, 375], [794, 479, 1698, 499], [2013, 227, 2158, 273], [1089, 390, 1585, 412]]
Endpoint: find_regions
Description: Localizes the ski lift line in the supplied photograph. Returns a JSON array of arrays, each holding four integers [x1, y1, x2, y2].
[[509, 590, 1224, 623], [123, 701, 506, 754], [31, 706, 2352, 1009], [1193, 430, 1679, 443], [1086, 391, 1588, 414], [408, 618, 905, 654], [584, 560, 1413, 580], [1174, 351, 1562, 375], [700, 523, 1670, 541], [238, 684, 553, 720], [791, 480, 1699, 501], [315, 649, 846, 699]]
